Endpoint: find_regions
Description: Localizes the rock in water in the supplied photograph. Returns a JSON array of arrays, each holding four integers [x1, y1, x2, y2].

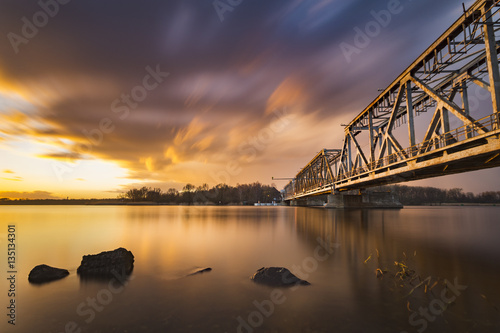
[[250, 267, 310, 287], [28, 264, 69, 284], [187, 267, 212, 276], [77, 247, 134, 278]]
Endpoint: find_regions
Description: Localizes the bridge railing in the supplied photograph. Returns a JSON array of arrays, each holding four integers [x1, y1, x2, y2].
[[337, 113, 500, 181], [283, 182, 333, 200]]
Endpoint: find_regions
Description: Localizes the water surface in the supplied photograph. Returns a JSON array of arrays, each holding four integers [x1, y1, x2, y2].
[[1, 205, 499, 333]]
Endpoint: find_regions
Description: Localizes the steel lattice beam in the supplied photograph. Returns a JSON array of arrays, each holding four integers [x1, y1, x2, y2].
[[284, 0, 500, 201]]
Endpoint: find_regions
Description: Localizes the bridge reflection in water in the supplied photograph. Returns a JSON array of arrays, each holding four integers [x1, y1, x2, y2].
[[291, 206, 500, 332]]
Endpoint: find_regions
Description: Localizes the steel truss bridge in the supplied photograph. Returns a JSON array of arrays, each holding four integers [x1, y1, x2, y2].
[[284, 0, 500, 202]]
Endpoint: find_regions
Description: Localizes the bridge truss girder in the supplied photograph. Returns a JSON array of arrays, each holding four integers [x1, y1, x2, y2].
[[284, 149, 340, 199], [285, 0, 500, 201]]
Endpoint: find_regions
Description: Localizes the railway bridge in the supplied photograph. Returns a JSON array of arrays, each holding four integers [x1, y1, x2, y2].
[[283, 0, 500, 208]]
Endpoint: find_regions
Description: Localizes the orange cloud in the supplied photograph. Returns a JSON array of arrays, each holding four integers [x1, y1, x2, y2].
[[174, 117, 206, 146], [36, 151, 86, 162], [0, 190, 59, 199], [191, 135, 215, 151], [266, 76, 309, 114], [1, 177, 23, 181], [164, 147, 181, 165], [0, 169, 22, 181]]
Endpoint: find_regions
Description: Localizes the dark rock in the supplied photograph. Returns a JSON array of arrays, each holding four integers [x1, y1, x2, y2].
[[28, 264, 69, 284], [77, 247, 134, 278], [187, 267, 212, 276], [250, 267, 310, 287]]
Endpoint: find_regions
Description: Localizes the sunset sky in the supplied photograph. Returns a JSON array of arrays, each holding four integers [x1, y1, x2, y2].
[[1, 0, 498, 199]]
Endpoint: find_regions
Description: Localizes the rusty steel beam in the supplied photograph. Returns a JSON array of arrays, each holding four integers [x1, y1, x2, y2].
[[284, 0, 500, 202]]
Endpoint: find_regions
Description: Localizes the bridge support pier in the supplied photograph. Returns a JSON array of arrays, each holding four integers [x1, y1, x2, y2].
[[325, 192, 403, 209], [287, 192, 402, 208], [289, 196, 327, 207], [289, 199, 307, 206]]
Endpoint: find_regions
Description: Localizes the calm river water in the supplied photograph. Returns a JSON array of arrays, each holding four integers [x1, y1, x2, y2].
[[1, 205, 499, 333]]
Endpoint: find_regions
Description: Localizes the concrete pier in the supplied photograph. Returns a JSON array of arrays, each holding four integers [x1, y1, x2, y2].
[[289, 195, 327, 207], [325, 192, 402, 209], [288, 192, 402, 209]]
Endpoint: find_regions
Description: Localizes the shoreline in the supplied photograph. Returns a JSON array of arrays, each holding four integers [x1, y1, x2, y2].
[[0, 201, 285, 206], [0, 201, 498, 206]]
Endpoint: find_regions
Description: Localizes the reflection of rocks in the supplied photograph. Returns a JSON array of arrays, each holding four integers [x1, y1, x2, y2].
[[77, 247, 134, 278], [187, 267, 212, 276], [250, 267, 310, 287], [28, 264, 69, 284]]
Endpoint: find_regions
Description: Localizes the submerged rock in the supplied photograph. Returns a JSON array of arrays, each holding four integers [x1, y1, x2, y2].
[[187, 267, 212, 276], [77, 247, 134, 278], [28, 264, 69, 284], [250, 267, 310, 287]]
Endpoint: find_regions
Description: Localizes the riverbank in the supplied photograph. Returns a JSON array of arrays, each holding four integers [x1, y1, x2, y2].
[[0, 199, 283, 206], [408, 202, 499, 206]]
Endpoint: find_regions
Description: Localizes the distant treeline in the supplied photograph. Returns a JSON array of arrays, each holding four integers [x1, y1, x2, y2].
[[0, 198, 121, 205], [1, 184, 499, 206], [374, 185, 500, 205], [121, 182, 282, 205]]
